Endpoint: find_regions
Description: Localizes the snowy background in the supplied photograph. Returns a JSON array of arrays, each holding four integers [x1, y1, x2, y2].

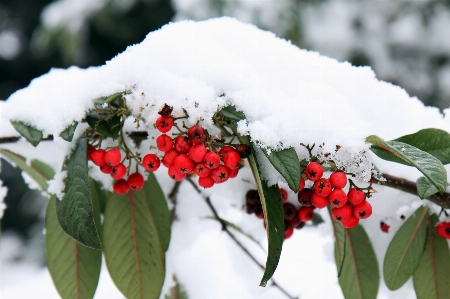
[[1, 1, 450, 299]]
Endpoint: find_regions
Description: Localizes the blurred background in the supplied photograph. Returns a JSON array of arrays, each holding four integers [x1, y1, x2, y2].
[[1, 0, 450, 292]]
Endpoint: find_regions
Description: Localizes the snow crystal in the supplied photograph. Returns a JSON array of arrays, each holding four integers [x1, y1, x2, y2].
[[47, 170, 67, 200], [0, 180, 7, 219]]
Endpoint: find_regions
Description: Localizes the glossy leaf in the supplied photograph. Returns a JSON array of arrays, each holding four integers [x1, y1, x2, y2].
[[10, 120, 43, 147], [0, 149, 53, 190], [46, 195, 101, 299], [216, 105, 246, 123], [92, 91, 126, 105], [56, 138, 101, 249], [86, 113, 120, 139], [416, 176, 440, 199], [332, 221, 380, 299], [366, 135, 447, 193], [60, 122, 78, 142], [102, 189, 166, 299], [384, 205, 429, 290], [413, 214, 450, 299], [261, 147, 301, 192]]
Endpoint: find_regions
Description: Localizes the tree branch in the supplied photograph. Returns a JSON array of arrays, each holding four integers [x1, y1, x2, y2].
[[185, 177, 298, 299]]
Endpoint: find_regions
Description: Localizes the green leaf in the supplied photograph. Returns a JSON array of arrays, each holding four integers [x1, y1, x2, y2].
[[90, 179, 107, 215], [216, 105, 246, 123], [60, 122, 78, 142], [328, 206, 346, 276], [102, 189, 166, 299], [10, 120, 43, 147], [164, 279, 189, 299], [383, 205, 429, 290], [92, 91, 126, 105], [56, 138, 101, 249], [46, 195, 101, 299], [311, 213, 324, 226], [366, 135, 447, 193], [337, 226, 379, 299], [261, 147, 301, 192], [86, 112, 120, 139], [413, 214, 450, 299], [0, 149, 54, 190], [416, 176, 440, 199]]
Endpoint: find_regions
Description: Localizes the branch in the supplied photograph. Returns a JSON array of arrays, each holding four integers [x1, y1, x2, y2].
[[376, 173, 450, 209], [0, 132, 147, 144], [185, 177, 298, 299]]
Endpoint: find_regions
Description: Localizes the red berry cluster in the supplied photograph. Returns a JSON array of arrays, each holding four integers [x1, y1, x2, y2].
[[154, 113, 245, 188], [88, 146, 145, 194], [301, 161, 373, 229], [245, 189, 310, 240], [436, 222, 450, 239]]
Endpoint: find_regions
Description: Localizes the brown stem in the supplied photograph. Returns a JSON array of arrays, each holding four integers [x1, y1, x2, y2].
[[185, 177, 298, 299], [0, 135, 54, 143]]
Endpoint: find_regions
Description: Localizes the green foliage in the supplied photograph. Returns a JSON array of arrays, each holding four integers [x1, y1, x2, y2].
[[56, 138, 101, 249], [413, 214, 450, 299], [10, 120, 43, 147], [164, 280, 189, 299], [215, 105, 246, 123], [86, 112, 121, 139], [416, 176, 440, 199], [92, 91, 126, 105], [261, 147, 301, 192], [366, 135, 447, 193], [383, 206, 429, 290], [60, 121, 78, 142]]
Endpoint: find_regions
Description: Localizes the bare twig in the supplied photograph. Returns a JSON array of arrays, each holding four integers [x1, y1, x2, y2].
[[185, 177, 298, 299]]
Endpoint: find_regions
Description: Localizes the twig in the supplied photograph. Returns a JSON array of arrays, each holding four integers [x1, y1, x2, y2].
[[0, 135, 54, 143], [168, 181, 182, 221], [185, 177, 298, 299]]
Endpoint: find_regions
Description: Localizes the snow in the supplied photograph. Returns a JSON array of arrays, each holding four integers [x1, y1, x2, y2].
[[1, 17, 449, 299], [0, 179, 7, 219], [47, 170, 67, 199]]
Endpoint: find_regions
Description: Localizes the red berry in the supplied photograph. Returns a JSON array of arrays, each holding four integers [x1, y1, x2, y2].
[[297, 188, 313, 206], [110, 163, 127, 180], [168, 166, 186, 182], [284, 225, 294, 240], [223, 151, 241, 169], [128, 173, 144, 190], [353, 201, 372, 219], [100, 164, 112, 174], [219, 146, 235, 155], [210, 165, 230, 183], [188, 144, 207, 163], [142, 154, 160, 172], [174, 135, 191, 153], [198, 176, 214, 188], [280, 188, 288, 203], [246, 190, 260, 205], [298, 206, 315, 222], [347, 188, 365, 205], [228, 167, 239, 178], [91, 149, 106, 166], [88, 145, 95, 160], [235, 144, 252, 158], [162, 149, 178, 167], [187, 125, 206, 145], [173, 154, 194, 174], [113, 179, 129, 194], [283, 203, 297, 221], [156, 134, 173, 152], [341, 215, 359, 228], [195, 163, 211, 177], [313, 178, 332, 197], [380, 221, 390, 233], [436, 222, 448, 238], [290, 217, 305, 230], [104, 148, 121, 166], [311, 193, 329, 209], [330, 172, 347, 189], [298, 177, 305, 192], [155, 116, 173, 133], [204, 151, 221, 169], [329, 189, 348, 208], [332, 205, 352, 222], [305, 162, 323, 181]]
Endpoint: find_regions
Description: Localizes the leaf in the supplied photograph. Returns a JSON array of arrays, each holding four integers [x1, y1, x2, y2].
[[56, 138, 101, 249], [216, 105, 246, 123], [366, 135, 447, 193], [261, 147, 301, 192], [46, 195, 101, 299], [164, 279, 189, 299], [413, 214, 450, 299], [92, 91, 126, 105], [383, 205, 429, 290], [328, 206, 346, 276], [102, 189, 166, 299], [60, 122, 78, 142], [311, 213, 324, 226], [0, 149, 54, 190], [336, 225, 380, 299], [416, 176, 440, 199], [86, 112, 120, 139], [10, 120, 43, 147]]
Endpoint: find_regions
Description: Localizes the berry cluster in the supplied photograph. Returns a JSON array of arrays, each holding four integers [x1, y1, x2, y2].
[[153, 109, 247, 188], [88, 146, 145, 194], [436, 221, 450, 239], [245, 189, 310, 240], [300, 161, 373, 229]]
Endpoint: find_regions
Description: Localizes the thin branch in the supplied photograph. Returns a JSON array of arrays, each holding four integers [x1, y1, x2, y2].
[[185, 177, 298, 299], [0, 135, 54, 143]]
